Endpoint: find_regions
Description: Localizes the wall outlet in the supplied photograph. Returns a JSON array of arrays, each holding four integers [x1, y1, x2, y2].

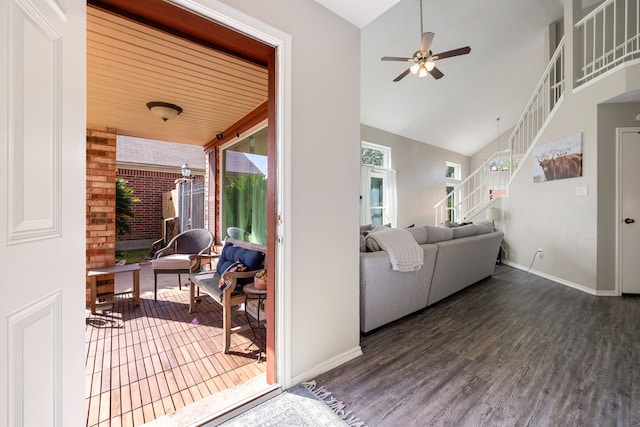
[[538, 249, 543, 258]]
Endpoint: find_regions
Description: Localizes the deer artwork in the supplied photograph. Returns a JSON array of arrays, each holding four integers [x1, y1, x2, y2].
[[535, 151, 583, 181]]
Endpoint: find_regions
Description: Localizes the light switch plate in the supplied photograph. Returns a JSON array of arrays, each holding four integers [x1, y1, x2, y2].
[[576, 186, 588, 196]]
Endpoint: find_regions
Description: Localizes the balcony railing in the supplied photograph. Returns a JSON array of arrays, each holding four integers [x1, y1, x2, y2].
[[575, 0, 640, 85]]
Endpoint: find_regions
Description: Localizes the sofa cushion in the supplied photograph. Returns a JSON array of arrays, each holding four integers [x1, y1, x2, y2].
[[366, 237, 381, 252], [360, 235, 367, 252], [442, 220, 460, 228], [424, 225, 454, 243], [452, 224, 478, 239], [216, 241, 264, 274], [365, 225, 392, 251], [475, 220, 493, 235], [405, 226, 428, 244], [151, 254, 193, 270]]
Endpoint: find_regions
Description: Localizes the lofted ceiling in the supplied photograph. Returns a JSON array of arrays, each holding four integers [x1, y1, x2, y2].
[[314, 0, 402, 28], [88, 1, 612, 157], [317, 0, 604, 156], [86, 6, 268, 146]]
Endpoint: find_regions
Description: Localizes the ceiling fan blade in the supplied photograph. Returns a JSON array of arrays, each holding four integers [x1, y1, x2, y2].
[[382, 56, 414, 62], [420, 32, 434, 54], [432, 46, 471, 60], [393, 68, 411, 82], [429, 66, 444, 80]]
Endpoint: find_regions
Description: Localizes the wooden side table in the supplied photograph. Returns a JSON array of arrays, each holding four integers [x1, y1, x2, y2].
[[88, 264, 141, 314], [243, 282, 267, 362]]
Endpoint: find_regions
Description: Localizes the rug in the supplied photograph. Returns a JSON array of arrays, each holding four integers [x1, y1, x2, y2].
[[218, 381, 367, 427]]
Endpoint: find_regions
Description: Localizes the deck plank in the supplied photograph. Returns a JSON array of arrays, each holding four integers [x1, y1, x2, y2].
[[85, 285, 265, 426]]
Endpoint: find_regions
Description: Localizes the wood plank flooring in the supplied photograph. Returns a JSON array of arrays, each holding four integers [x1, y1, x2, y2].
[[316, 265, 640, 426], [85, 286, 265, 427]]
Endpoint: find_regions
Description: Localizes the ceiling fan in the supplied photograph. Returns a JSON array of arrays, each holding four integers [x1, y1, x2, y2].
[[381, 0, 471, 82]]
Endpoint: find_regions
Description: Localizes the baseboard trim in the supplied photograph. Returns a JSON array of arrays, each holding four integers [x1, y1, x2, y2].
[[289, 346, 363, 386], [504, 261, 599, 296], [595, 290, 619, 297]]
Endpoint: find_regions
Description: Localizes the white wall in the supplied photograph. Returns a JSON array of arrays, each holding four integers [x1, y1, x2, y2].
[[498, 0, 640, 293], [362, 125, 469, 227], [216, 0, 362, 384], [469, 124, 515, 171]]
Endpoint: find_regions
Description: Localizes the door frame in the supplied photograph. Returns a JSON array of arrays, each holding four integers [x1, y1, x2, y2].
[[88, 0, 293, 395], [615, 126, 640, 295]]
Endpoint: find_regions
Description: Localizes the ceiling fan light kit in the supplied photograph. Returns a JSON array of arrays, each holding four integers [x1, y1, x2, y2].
[[381, 0, 470, 82]]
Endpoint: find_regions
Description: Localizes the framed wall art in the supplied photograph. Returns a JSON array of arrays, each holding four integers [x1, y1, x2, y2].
[[533, 132, 583, 182]]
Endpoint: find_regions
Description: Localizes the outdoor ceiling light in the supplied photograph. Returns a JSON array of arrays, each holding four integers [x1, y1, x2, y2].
[[146, 101, 183, 122], [181, 163, 191, 179]]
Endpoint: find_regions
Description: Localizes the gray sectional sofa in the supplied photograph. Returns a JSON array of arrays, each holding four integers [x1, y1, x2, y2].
[[360, 222, 503, 333]]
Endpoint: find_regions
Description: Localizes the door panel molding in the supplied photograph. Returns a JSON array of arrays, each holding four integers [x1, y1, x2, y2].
[[7, 0, 62, 245], [7, 291, 62, 426]]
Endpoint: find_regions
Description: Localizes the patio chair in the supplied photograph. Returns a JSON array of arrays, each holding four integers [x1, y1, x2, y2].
[[151, 228, 214, 300], [188, 238, 266, 353], [226, 226, 250, 241]]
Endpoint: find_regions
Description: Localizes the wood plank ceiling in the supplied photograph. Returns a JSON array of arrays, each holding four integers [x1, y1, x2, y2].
[[87, 7, 269, 146]]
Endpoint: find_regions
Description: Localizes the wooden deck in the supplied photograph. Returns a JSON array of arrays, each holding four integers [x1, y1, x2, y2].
[[85, 282, 265, 426]]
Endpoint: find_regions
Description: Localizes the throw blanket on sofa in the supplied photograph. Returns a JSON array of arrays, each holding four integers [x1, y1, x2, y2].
[[367, 228, 424, 272]]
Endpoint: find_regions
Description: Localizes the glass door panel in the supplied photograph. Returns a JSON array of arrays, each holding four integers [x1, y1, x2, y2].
[[222, 127, 268, 245]]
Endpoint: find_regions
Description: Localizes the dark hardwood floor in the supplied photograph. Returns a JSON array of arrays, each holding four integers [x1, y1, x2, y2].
[[316, 265, 640, 426]]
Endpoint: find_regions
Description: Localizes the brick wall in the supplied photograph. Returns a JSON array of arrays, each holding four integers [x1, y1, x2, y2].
[[86, 126, 117, 304], [116, 169, 204, 242]]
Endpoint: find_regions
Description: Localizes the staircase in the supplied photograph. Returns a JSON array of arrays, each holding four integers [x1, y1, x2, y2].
[[434, 38, 565, 225], [435, 0, 640, 225]]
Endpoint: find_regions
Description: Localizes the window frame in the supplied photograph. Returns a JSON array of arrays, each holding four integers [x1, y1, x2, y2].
[[361, 141, 391, 169], [445, 161, 462, 223], [218, 119, 268, 243], [361, 141, 395, 227], [445, 161, 462, 180]]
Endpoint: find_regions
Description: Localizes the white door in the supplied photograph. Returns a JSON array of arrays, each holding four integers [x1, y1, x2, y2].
[[620, 129, 640, 294], [0, 0, 86, 425]]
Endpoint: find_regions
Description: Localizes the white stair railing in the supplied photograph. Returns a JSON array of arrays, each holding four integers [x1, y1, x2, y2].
[[434, 150, 511, 225], [434, 39, 565, 224], [575, 0, 640, 85], [508, 37, 565, 172]]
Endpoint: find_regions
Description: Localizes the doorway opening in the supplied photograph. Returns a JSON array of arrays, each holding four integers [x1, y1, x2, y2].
[[85, 1, 279, 425]]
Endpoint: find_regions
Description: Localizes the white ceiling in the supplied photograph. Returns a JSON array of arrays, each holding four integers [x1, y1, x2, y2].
[[318, 0, 571, 156], [314, 0, 402, 28]]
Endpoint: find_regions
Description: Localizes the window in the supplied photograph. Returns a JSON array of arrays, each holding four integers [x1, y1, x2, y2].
[[221, 126, 268, 245], [445, 162, 462, 222], [446, 185, 457, 222], [361, 142, 396, 227], [446, 161, 461, 180]]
